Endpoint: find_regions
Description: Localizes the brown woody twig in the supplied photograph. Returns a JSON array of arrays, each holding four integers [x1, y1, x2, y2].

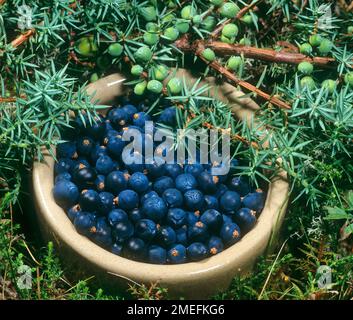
[[11, 29, 35, 48], [0, 97, 16, 103], [200, 55, 291, 110], [0, 26, 35, 55], [207, 41, 336, 67], [175, 36, 291, 110]]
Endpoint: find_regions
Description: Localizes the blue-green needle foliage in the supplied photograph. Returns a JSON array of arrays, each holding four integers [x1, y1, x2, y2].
[[1, 63, 102, 164]]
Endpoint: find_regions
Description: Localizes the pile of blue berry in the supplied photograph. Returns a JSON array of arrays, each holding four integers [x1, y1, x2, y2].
[[53, 103, 265, 264]]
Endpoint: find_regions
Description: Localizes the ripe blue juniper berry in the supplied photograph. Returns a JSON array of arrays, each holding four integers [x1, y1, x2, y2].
[[90, 145, 108, 163], [222, 214, 233, 225], [184, 189, 205, 210], [108, 209, 128, 226], [92, 217, 113, 248], [133, 112, 151, 128], [175, 226, 188, 246], [187, 211, 200, 226], [67, 204, 81, 222], [124, 237, 146, 261], [148, 245, 167, 264], [56, 141, 77, 160], [175, 173, 198, 193], [188, 221, 209, 243], [79, 189, 101, 212], [111, 243, 123, 256], [105, 171, 129, 194], [158, 106, 177, 126], [208, 236, 224, 255], [157, 225, 177, 248], [114, 220, 135, 241], [129, 208, 144, 223], [203, 195, 219, 210], [228, 176, 252, 196], [142, 196, 168, 221], [73, 166, 97, 189], [106, 135, 126, 159], [162, 188, 183, 208], [116, 189, 139, 210], [53, 103, 265, 264], [166, 208, 187, 229], [220, 222, 241, 246], [164, 163, 183, 179], [73, 212, 96, 237], [53, 180, 79, 209], [122, 104, 138, 120], [140, 190, 158, 205], [153, 176, 175, 195], [214, 184, 229, 199], [187, 242, 208, 261], [135, 219, 157, 241], [197, 171, 219, 194], [54, 158, 74, 175], [220, 191, 242, 213], [98, 192, 115, 215], [145, 157, 166, 178], [108, 108, 129, 128], [95, 155, 116, 175], [184, 163, 204, 177], [77, 136, 95, 157], [200, 209, 223, 232], [128, 172, 150, 194], [70, 159, 90, 175], [55, 172, 72, 184], [234, 208, 257, 233], [167, 244, 187, 264], [242, 190, 265, 213]]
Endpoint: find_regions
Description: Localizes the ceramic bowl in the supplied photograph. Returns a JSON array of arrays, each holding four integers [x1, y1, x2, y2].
[[32, 71, 289, 299]]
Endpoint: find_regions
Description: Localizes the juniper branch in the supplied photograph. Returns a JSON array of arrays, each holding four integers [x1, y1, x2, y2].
[[175, 36, 291, 109], [196, 48, 291, 110], [207, 42, 337, 68]]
